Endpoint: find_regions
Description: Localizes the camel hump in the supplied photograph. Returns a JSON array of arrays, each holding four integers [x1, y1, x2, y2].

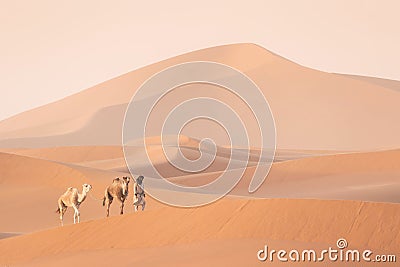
[[113, 177, 120, 183], [66, 187, 77, 193]]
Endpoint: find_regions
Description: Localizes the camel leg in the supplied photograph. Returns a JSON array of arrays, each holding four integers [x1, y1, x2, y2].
[[60, 207, 67, 226], [142, 200, 146, 211], [58, 200, 67, 226], [120, 200, 125, 215], [106, 197, 113, 217], [72, 205, 80, 224]]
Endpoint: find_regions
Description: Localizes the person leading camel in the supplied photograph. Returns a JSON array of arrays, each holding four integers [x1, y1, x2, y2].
[[133, 175, 146, 211]]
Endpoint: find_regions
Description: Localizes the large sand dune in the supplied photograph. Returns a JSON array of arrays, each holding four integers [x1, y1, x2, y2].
[[0, 44, 399, 150]]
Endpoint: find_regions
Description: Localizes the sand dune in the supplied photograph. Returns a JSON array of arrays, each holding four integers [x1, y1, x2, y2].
[[0, 136, 318, 177], [0, 152, 87, 187], [0, 233, 19, 240], [0, 198, 399, 266], [0, 137, 340, 182], [0, 44, 399, 266], [0, 44, 399, 150], [1, 145, 399, 235], [14, 240, 364, 267], [0, 151, 150, 233], [1, 141, 399, 196], [337, 73, 400, 92], [170, 148, 400, 203], [0, 145, 123, 163]]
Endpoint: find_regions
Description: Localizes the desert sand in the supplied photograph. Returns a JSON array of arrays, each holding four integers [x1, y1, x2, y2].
[[0, 44, 399, 266], [1, 198, 400, 266], [0, 44, 399, 150]]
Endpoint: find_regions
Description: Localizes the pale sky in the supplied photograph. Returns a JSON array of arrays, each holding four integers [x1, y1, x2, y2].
[[1, 0, 399, 121]]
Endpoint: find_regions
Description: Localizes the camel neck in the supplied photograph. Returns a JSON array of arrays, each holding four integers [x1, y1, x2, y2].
[[78, 190, 88, 203]]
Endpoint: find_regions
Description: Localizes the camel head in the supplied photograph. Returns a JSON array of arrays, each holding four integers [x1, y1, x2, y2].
[[82, 183, 92, 193], [122, 176, 130, 185], [120, 177, 130, 196]]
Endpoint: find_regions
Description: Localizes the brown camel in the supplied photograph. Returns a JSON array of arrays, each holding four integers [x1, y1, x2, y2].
[[102, 176, 130, 217], [56, 183, 92, 226]]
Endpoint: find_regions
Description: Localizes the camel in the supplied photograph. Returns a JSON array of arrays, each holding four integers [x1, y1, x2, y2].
[[133, 175, 146, 211], [56, 183, 92, 226], [103, 176, 130, 217]]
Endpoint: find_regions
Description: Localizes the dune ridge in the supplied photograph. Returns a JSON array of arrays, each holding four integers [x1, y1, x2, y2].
[[0, 198, 399, 266], [0, 44, 399, 150]]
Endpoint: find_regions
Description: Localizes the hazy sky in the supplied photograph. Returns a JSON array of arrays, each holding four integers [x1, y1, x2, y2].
[[1, 0, 399, 121]]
